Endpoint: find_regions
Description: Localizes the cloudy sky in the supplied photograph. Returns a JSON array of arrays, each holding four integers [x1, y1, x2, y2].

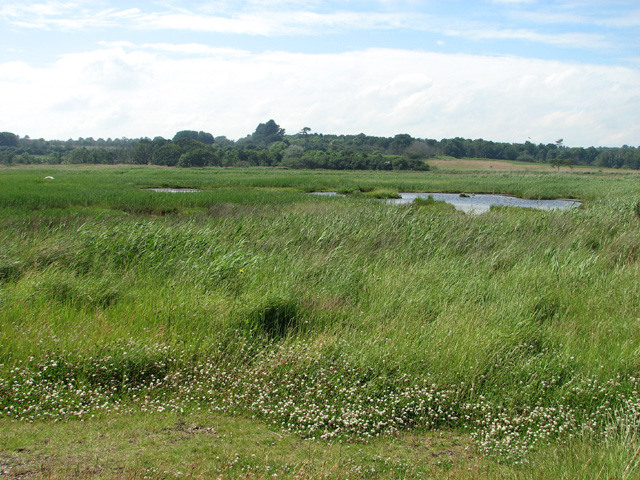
[[1, 1, 639, 147]]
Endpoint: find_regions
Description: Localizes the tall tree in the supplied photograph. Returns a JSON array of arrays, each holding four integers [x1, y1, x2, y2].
[[0, 132, 18, 147], [173, 130, 214, 144], [443, 138, 465, 158], [196, 131, 214, 145], [252, 120, 285, 145], [173, 130, 199, 142]]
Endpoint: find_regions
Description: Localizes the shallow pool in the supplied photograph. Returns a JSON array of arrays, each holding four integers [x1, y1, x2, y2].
[[309, 191, 581, 213], [148, 188, 202, 193], [389, 193, 581, 213]]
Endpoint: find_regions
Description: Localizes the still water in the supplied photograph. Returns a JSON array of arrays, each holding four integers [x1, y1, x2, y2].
[[389, 193, 580, 213], [310, 192, 580, 214], [148, 188, 202, 193]]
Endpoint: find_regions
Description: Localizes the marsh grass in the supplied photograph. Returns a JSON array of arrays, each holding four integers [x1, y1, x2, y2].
[[1, 165, 639, 477]]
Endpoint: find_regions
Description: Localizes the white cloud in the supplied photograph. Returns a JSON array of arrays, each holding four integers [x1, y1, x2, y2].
[[0, 1, 79, 18], [1, 2, 414, 33], [1, 5, 141, 30], [105, 10, 418, 36], [1, 44, 638, 146], [141, 43, 251, 57], [443, 26, 613, 50], [509, 8, 640, 28], [492, 0, 536, 4], [97, 40, 134, 48], [0, 2, 616, 53]]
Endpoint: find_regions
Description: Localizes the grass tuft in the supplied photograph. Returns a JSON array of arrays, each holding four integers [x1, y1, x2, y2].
[[242, 297, 303, 338]]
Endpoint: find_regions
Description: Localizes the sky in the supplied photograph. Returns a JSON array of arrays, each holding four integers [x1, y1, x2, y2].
[[0, 1, 639, 147]]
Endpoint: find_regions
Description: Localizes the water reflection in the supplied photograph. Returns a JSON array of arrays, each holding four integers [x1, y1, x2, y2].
[[148, 188, 202, 193], [308, 192, 345, 197], [389, 193, 580, 213], [309, 191, 580, 213]]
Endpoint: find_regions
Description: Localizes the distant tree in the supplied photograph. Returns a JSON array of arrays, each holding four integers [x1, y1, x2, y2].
[[68, 148, 89, 164], [391, 156, 409, 170], [92, 149, 117, 165], [214, 136, 234, 147], [256, 120, 283, 137], [196, 131, 214, 145], [549, 157, 563, 170], [14, 152, 31, 164], [585, 146, 599, 165], [524, 140, 536, 155], [0, 132, 18, 147], [299, 127, 312, 148], [174, 138, 208, 152], [46, 152, 63, 165], [269, 141, 287, 155], [173, 130, 214, 144], [152, 143, 182, 166], [408, 158, 430, 171], [501, 145, 517, 160], [152, 137, 168, 148], [131, 139, 154, 165], [252, 120, 285, 145], [389, 134, 413, 154], [443, 138, 465, 158], [516, 153, 535, 163], [173, 130, 199, 142], [281, 145, 304, 168], [283, 144, 304, 159], [178, 148, 217, 168], [405, 140, 435, 159], [0, 150, 15, 165]]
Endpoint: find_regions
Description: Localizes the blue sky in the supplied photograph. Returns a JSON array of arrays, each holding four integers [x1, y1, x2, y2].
[[1, 1, 639, 146]]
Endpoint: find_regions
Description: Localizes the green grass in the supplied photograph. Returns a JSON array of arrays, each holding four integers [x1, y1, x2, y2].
[[2, 412, 638, 479], [0, 413, 485, 479], [1, 165, 639, 478]]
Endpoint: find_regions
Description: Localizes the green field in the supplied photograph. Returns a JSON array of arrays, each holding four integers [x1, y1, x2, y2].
[[1, 165, 639, 479]]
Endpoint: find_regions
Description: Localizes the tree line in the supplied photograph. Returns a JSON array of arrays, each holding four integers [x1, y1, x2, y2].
[[1, 121, 639, 170]]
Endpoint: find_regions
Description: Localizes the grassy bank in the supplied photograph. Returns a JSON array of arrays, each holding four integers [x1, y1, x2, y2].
[[1, 165, 639, 478]]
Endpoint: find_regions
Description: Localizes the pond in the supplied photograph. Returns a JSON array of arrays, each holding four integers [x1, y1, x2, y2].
[[310, 192, 581, 213], [389, 193, 580, 213], [147, 188, 202, 193]]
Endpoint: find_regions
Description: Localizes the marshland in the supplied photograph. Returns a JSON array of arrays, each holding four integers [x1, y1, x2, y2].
[[1, 164, 639, 479]]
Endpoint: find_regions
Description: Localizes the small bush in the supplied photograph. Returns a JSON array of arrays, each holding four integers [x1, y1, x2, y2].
[[362, 189, 400, 199], [413, 195, 436, 206], [0, 256, 22, 281], [244, 297, 302, 338], [336, 186, 359, 195]]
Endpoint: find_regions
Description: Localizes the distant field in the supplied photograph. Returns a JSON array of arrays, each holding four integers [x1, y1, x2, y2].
[[429, 156, 633, 173], [0, 165, 639, 479]]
